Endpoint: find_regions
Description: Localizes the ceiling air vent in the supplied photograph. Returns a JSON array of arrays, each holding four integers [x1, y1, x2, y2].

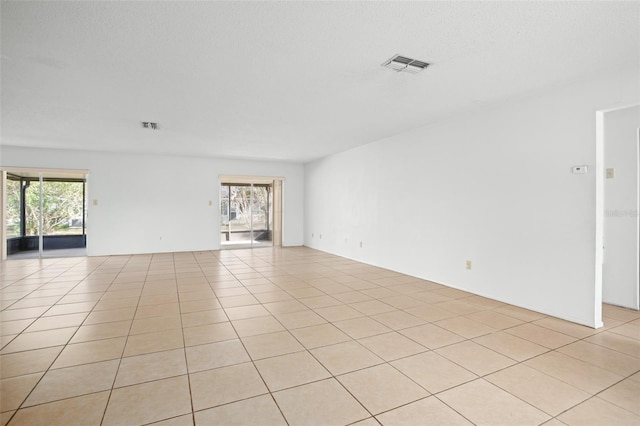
[[382, 54, 430, 74], [141, 122, 159, 130]]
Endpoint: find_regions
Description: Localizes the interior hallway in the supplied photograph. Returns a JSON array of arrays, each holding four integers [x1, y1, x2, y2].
[[1, 247, 638, 425]]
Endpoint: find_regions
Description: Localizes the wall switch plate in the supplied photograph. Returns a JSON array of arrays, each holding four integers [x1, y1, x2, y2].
[[92, 199, 98, 206], [572, 165, 588, 174], [606, 168, 615, 179], [466, 260, 472, 270]]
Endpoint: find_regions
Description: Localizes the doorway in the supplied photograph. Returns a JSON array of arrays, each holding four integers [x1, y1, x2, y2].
[[596, 104, 640, 316], [1, 168, 88, 259], [219, 176, 283, 249]]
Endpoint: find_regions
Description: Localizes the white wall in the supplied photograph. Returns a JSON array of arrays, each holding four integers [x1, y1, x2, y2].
[[0, 147, 304, 255], [305, 67, 640, 328], [603, 106, 640, 309]]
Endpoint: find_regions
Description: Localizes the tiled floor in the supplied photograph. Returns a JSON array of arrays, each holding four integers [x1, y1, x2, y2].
[[1, 247, 638, 426]]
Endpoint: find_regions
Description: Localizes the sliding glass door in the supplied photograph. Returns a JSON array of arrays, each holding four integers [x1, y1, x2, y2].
[[220, 183, 273, 248], [4, 171, 86, 258]]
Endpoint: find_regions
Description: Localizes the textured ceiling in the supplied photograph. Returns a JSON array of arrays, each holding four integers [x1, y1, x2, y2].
[[1, 1, 638, 163]]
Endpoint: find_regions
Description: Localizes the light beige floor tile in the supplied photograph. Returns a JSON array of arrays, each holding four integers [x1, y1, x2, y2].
[[186, 339, 250, 373], [486, 364, 590, 416], [263, 300, 308, 314], [70, 320, 132, 343], [151, 414, 194, 425], [224, 305, 270, 320], [465, 310, 524, 329], [9, 296, 62, 310], [391, 351, 477, 393], [376, 396, 473, 425], [0, 372, 43, 411], [130, 315, 182, 335], [43, 302, 98, 317], [103, 375, 192, 426], [0, 346, 63, 379], [0, 308, 47, 324], [609, 323, 640, 340], [438, 379, 550, 426], [115, 348, 187, 387], [411, 291, 454, 305], [180, 299, 221, 313], [533, 317, 598, 339], [138, 294, 179, 307], [435, 300, 484, 315], [218, 294, 259, 308], [311, 341, 384, 375], [314, 304, 364, 322], [273, 378, 369, 426], [83, 307, 136, 325], [351, 300, 396, 315], [598, 378, 640, 415], [399, 323, 465, 349], [124, 328, 184, 357], [464, 295, 505, 309], [332, 291, 373, 304], [436, 341, 516, 376], [232, 315, 284, 337], [254, 350, 331, 391], [291, 323, 351, 349], [379, 294, 424, 309], [585, 331, 640, 357], [52, 336, 126, 369], [24, 312, 88, 333], [288, 288, 326, 300], [1, 327, 77, 354], [190, 362, 268, 410], [0, 319, 34, 337], [370, 311, 424, 330], [135, 303, 181, 319], [359, 332, 427, 361], [557, 340, 640, 376], [525, 351, 623, 394], [194, 394, 286, 425], [361, 288, 398, 299], [557, 396, 640, 426], [338, 363, 429, 415], [242, 331, 305, 360], [8, 391, 110, 426], [432, 287, 473, 300], [275, 310, 327, 329], [181, 309, 228, 327], [506, 323, 577, 349], [93, 297, 139, 311], [494, 305, 546, 322], [299, 295, 342, 309], [434, 317, 495, 339], [183, 322, 236, 347], [23, 359, 119, 407], [333, 317, 392, 339], [253, 290, 293, 303], [602, 305, 640, 322], [473, 331, 548, 361]]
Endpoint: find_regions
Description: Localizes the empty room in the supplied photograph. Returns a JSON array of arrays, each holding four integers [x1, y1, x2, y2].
[[1, 1, 639, 425]]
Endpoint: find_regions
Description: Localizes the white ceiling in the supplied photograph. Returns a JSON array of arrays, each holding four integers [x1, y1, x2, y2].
[[1, 1, 638, 163]]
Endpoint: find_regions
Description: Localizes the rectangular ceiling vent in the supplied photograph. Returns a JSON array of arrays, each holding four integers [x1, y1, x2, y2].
[[382, 54, 430, 74]]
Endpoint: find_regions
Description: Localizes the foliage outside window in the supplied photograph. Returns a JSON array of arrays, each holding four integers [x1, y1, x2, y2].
[[5, 179, 21, 237]]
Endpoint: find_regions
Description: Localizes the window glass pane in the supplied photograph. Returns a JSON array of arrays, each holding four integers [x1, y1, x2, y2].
[[24, 182, 40, 236], [42, 181, 85, 235], [5, 178, 21, 237]]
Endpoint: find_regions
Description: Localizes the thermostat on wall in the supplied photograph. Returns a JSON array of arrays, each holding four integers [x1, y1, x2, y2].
[[571, 165, 588, 174]]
